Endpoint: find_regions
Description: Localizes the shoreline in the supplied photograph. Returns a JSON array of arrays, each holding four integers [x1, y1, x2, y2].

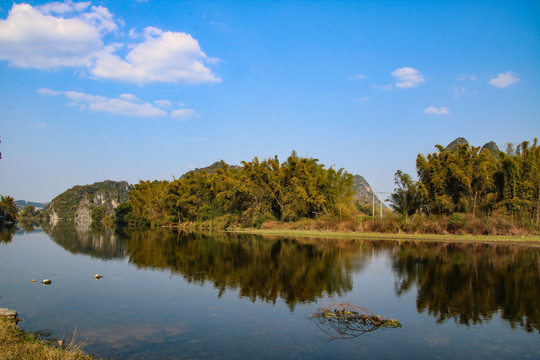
[[0, 318, 98, 360], [227, 228, 540, 247]]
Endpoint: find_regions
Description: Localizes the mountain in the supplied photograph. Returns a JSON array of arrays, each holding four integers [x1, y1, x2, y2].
[[353, 174, 384, 209], [445, 137, 469, 152], [446, 137, 502, 157], [15, 200, 48, 211], [181, 161, 240, 178], [42, 180, 130, 223], [481, 141, 501, 157]]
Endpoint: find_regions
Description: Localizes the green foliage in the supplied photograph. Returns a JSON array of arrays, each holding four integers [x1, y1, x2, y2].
[[123, 180, 169, 227], [19, 205, 39, 218], [123, 153, 358, 228], [0, 195, 18, 223], [401, 138, 539, 228], [389, 170, 421, 218], [448, 213, 467, 233], [91, 206, 106, 223]]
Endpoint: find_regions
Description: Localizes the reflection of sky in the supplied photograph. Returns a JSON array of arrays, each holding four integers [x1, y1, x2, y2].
[[1, 231, 539, 359]]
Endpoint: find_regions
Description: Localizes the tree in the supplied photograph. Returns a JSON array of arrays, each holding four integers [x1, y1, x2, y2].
[[20, 205, 39, 218], [389, 170, 421, 219], [0, 196, 19, 223]]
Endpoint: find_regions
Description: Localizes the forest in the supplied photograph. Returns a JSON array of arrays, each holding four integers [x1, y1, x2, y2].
[[4, 138, 539, 235], [117, 151, 357, 228], [116, 139, 539, 234], [388, 138, 539, 233]]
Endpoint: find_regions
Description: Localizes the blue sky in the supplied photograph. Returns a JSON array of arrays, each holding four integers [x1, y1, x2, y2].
[[1, 0, 539, 203]]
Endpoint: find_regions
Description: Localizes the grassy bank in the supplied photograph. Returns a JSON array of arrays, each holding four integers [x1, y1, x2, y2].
[[229, 228, 540, 247], [0, 318, 98, 360]]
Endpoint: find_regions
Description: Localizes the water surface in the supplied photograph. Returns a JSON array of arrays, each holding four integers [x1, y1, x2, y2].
[[1, 223, 539, 359]]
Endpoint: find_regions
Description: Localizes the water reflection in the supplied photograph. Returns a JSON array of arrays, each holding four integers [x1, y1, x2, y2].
[[123, 230, 360, 309], [43, 221, 129, 260], [392, 242, 540, 333], [41, 222, 540, 332], [0, 223, 16, 243]]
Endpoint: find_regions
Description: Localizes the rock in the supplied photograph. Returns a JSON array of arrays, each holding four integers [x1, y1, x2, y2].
[[0, 308, 19, 322], [42, 279, 51, 285], [93, 274, 103, 279]]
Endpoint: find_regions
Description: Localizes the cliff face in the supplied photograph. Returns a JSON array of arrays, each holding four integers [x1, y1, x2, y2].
[[353, 174, 384, 208], [43, 180, 130, 223]]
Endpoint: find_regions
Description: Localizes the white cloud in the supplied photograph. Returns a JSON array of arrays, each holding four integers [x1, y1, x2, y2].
[[357, 96, 370, 103], [36, 121, 48, 128], [154, 100, 172, 108], [452, 86, 477, 98], [39, 88, 171, 117], [80, 5, 117, 34], [372, 84, 393, 91], [38, 88, 61, 96], [37, 1, 91, 15], [172, 108, 197, 121], [488, 72, 520, 88], [424, 106, 449, 115], [91, 27, 221, 84], [0, 3, 104, 69], [39, 87, 198, 119], [391, 67, 425, 88], [348, 74, 367, 81], [457, 74, 477, 81], [119, 93, 139, 102], [0, 2, 220, 85]]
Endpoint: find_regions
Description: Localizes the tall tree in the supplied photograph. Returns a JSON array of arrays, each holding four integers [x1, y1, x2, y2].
[[389, 170, 421, 219], [0, 196, 18, 223]]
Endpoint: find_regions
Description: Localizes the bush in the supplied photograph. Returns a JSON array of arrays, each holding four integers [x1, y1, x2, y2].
[[448, 213, 468, 234]]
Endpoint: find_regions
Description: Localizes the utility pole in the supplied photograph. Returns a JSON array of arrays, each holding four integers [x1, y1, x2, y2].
[[372, 193, 375, 218], [374, 191, 389, 219]]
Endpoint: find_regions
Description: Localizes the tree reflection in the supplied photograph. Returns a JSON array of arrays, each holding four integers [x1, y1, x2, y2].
[[0, 223, 16, 243], [43, 221, 129, 260], [392, 242, 540, 333], [124, 230, 363, 310]]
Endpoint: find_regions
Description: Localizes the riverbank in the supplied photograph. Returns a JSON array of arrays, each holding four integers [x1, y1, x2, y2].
[[229, 228, 540, 247], [0, 318, 98, 360]]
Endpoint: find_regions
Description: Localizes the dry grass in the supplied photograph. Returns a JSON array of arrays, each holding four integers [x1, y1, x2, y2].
[[0, 319, 98, 360]]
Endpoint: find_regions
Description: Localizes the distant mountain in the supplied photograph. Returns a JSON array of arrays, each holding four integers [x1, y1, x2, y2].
[[15, 200, 48, 211], [181, 161, 240, 178], [42, 180, 130, 223], [481, 141, 501, 157], [446, 137, 502, 157], [353, 174, 384, 208], [445, 137, 469, 152]]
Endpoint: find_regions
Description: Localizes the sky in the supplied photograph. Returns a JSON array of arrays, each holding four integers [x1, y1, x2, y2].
[[0, 0, 539, 203]]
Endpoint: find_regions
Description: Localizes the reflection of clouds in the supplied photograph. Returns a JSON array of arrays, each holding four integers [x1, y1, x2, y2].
[[424, 334, 451, 347], [83, 324, 189, 349]]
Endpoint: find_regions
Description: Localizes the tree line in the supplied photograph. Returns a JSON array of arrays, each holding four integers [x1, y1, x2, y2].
[[117, 151, 357, 228], [390, 139, 539, 228]]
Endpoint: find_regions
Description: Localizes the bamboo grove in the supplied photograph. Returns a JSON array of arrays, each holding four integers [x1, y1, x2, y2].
[[390, 139, 540, 228], [118, 152, 357, 228]]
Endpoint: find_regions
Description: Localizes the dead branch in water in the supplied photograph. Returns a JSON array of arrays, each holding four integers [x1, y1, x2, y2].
[[308, 303, 401, 340]]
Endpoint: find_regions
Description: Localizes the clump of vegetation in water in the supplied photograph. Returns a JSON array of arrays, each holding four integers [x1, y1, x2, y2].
[[308, 303, 401, 339]]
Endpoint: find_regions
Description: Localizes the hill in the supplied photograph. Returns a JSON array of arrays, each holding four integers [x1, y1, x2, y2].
[[42, 180, 130, 223], [15, 200, 48, 211]]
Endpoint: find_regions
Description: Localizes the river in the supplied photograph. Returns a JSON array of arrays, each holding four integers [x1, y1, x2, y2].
[[1, 222, 539, 359]]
